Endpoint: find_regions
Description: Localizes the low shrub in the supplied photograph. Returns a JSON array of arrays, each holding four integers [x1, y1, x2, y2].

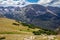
[[33, 29, 57, 35]]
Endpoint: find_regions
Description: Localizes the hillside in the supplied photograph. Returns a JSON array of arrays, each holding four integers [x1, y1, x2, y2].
[[0, 4, 60, 30], [0, 18, 39, 35], [0, 18, 60, 40]]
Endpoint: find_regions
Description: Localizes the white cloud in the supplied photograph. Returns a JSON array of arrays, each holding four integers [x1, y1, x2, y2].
[[0, 0, 60, 7], [38, 0, 52, 5], [49, 0, 60, 7]]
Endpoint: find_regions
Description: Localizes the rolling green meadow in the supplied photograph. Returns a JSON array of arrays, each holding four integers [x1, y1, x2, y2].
[[0, 18, 60, 40]]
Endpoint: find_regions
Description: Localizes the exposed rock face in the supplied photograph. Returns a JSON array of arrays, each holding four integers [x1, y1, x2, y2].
[[0, 4, 60, 31]]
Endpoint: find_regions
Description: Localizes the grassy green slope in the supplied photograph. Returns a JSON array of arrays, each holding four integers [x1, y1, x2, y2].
[[0, 18, 60, 40], [0, 18, 39, 34]]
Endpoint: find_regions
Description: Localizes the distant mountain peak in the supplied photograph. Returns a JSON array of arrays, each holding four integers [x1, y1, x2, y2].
[[0, 4, 60, 30]]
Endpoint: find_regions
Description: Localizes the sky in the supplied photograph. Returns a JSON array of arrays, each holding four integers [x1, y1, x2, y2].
[[26, 0, 39, 3], [0, 0, 60, 7]]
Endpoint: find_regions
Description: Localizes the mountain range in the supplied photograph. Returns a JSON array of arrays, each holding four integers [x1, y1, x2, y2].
[[0, 4, 60, 31]]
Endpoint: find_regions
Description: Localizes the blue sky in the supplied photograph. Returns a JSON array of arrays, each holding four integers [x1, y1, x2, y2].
[[26, 0, 39, 3]]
